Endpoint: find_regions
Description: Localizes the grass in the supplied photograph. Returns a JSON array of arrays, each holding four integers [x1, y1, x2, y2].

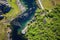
[[4, 0, 21, 20], [42, 0, 54, 9], [41, 0, 60, 10], [0, 0, 21, 40], [41, 0, 54, 9], [55, 0, 60, 5]]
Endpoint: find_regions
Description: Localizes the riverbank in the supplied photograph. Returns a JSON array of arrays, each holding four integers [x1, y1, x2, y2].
[[0, 0, 21, 40], [4, 0, 21, 20]]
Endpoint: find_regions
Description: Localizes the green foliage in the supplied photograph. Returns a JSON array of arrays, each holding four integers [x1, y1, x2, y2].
[[25, 6, 60, 40]]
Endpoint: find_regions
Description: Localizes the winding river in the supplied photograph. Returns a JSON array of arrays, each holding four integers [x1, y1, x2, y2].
[[10, 0, 37, 40]]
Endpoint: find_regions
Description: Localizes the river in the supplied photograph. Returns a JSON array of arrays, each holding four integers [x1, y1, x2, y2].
[[10, 0, 37, 40]]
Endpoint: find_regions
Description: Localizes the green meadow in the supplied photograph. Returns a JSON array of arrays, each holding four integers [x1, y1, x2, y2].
[[41, 0, 60, 9]]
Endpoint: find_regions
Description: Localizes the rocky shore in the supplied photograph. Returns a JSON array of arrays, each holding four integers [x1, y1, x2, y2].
[[16, 0, 26, 12]]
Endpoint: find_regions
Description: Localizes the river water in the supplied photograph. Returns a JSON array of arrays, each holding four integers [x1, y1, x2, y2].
[[10, 0, 37, 40]]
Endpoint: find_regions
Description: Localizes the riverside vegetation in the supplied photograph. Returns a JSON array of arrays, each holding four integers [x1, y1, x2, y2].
[[25, 5, 60, 40]]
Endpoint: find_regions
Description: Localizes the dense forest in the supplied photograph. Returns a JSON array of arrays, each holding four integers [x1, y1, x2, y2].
[[25, 5, 60, 40]]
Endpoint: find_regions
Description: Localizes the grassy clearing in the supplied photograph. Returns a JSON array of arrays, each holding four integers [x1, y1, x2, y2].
[[41, 0, 60, 10], [55, 0, 60, 5], [41, 0, 54, 9]]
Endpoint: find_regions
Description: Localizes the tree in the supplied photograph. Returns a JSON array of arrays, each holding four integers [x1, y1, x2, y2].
[[25, 5, 60, 40]]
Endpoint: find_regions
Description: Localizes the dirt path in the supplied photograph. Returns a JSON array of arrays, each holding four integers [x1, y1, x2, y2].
[[38, 0, 44, 10]]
